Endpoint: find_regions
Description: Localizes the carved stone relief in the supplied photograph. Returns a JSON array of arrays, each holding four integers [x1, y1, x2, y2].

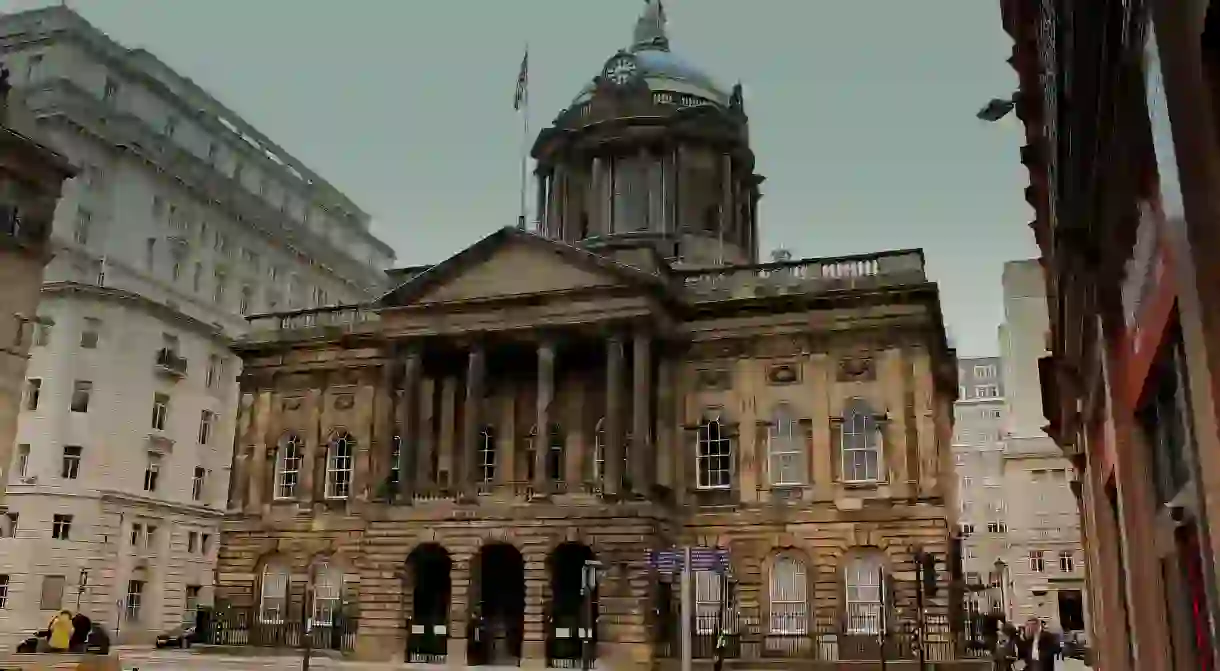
[[695, 368, 732, 391], [837, 356, 875, 382], [282, 397, 303, 411], [766, 362, 801, 385], [334, 394, 355, 410]]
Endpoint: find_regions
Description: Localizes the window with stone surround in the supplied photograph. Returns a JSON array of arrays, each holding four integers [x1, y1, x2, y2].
[[696, 410, 732, 490], [840, 398, 882, 483], [325, 433, 354, 499], [277, 434, 303, 499], [259, 562, 288, 624], [312, 563, 343, 626], [592, 418, 629, 484], [389, 435, 402, 486], [767, 403, 804, 486], [845, 552, 885, 635], [768, 554, 808, 634], [526, 424, 563, 482], [478, 427, 496, 483]]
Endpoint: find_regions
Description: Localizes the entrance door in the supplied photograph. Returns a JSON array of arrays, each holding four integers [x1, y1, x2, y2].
[[406, 544, 452, 663], [469, 543, 525, 666], [547, 543, 598, 667]]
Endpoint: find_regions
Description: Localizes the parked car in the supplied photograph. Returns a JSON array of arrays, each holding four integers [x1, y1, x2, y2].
[[155, 625, 200, 649]]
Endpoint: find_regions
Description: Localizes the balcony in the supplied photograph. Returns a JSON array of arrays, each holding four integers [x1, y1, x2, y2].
[[155, 348, 188, 378]]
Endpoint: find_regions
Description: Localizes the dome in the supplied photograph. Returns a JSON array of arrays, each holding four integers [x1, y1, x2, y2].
[[571, 0, 730, 107]]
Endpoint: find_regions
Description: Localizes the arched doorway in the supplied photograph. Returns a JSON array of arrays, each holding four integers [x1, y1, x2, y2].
[[469, 543, 525, 666], [548, 543, 597, 667], [406, 544, 452, 663]]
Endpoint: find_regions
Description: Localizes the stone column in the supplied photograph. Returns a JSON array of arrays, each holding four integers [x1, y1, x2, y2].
[[631, 330, 653, 494], [590, 157, 604, 236], [462, 343, 486, 500], [439, 377, 458, 491], [720, 154, 733, 262], [398, 348, 421, 502], [534, 339, 555, 496], [535, 170, 548, 232], [604, 334, 626, 497]]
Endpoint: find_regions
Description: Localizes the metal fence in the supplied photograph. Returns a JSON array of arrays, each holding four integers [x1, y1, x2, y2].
[[655, 604, 989, 663], [202, 606, 357, 653]]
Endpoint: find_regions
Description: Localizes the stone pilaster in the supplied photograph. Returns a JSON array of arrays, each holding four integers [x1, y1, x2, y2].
[[398, 348, 422, 501], [244, 390, 273, 513], [300, 388, 321, 504], [881, 347, 911, 498], [416, 377, 436, 492], [604, 334, 626, 497], [462, 343, 486, 499], [631, 330, 653, 494], [440, 376, 458, 490], [654, 353, 675, 490], [375, 360, 398, 501], [497, 387, 517, 484], [534, 339, 555, 496]]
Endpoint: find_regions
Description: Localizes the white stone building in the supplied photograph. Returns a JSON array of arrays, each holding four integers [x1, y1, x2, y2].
[[0, 6, 394, 644]]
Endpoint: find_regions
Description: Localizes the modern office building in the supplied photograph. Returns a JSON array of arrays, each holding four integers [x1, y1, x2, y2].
[[0, 6, 394, 645], [215, 3, 961, 668]]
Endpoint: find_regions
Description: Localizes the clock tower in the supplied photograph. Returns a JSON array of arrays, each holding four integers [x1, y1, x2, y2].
[[530, 0, 762, 268]]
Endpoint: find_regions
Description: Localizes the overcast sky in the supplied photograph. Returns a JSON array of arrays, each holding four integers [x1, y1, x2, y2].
[[5, 0, 1034, 356]]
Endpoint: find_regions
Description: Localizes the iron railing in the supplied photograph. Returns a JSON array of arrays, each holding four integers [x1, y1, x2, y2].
[[203, 606, 356, 653]]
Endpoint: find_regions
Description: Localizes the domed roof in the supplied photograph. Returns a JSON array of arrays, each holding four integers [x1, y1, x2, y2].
[[572, 0, 730, 107]]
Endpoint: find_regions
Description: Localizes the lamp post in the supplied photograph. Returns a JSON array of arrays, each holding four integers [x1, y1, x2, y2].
[[580, 559, 605, 671], [301, 560, 319, 671], [75, 569, 89, 612]]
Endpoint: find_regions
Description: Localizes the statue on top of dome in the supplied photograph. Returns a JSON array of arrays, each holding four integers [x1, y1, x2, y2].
[[632, 0, 670, 52]]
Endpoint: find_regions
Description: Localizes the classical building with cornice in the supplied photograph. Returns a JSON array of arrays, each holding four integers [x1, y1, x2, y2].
[[218, 2, 961, 668]]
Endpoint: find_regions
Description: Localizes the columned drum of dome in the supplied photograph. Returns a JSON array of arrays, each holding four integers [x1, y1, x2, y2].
[[531, 0, 763, 268]]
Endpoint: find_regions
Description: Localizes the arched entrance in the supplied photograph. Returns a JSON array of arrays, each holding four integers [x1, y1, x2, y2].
[[406, 544, 452, 663], [547, 543, 598, 667], [469, 543, 525, 666]]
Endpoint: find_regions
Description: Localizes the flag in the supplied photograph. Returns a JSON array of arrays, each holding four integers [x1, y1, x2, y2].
[[513, 47, 529, 111]]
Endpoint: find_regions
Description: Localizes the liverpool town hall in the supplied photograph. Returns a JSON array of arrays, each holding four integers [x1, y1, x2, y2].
[[216, 3, 961, 668]]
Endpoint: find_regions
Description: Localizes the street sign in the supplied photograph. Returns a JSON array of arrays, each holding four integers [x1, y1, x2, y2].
[[648, 549, 684, 575], [689, 546, 730, 573]]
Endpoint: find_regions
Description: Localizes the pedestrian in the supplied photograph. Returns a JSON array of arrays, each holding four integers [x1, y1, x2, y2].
[[47, 609, 74, 652], [1016, 617, 1060, 671]]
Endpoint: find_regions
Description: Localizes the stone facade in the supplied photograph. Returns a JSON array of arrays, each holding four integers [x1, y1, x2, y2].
[[217, 3, 960, 668]]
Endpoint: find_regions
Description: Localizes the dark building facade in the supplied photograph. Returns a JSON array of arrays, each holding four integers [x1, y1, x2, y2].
[[1001, 0, 1220, 668], [216, 3, 963, 669]]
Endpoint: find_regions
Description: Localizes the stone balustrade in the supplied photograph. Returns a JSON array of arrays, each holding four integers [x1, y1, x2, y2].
[[678, 249, 927, 299]]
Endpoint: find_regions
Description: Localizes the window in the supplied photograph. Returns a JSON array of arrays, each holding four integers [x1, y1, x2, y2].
[[151, 393, 169, 430], [0, 513, 17, 538], [125, 580, 144, 621], [192, 263, 203, 292], [206, 355, 220, 389], [312, 564, 343, 626], [959, 523, 974, 537], [276, 435, 303, 499], [70, 381, 92, 413], [15, 445, 29, 479], [61, 446, 82, 480], [973, 364, 996, 379], [198, 410, 215, 445], [525, 424, 564, 482], [841, 399, 882, 483], [845, 554, 885, 634], [146, 525, 158, 551], [40, 575, 65, 610], [591, 418, 628, 484], [213, 272, 226, 304], [73, 209, 92, 245], [0, 575, 9, 608], [201, 533, 210, 553], [694, 570, 725, 634], [80, 318, 100, 348], [324, 433, 354, 499], [987, 521, 1008, 534], [975, 385, 1000, 399], [162, 116, 177, 137], [25, 54, 43, 82], [767, 404, 804, 486], [239, 286, 252, 315], [966, 571, 982, 586], [24, 379, 40, 411], [187, 531, 198, 553], [696, 412, 732, 489], [768, 555, 808, 634], [33, 320, 52, 346], [102, 77, 119, 101], [259, 563, 289, 623], [389, 435, 402, 486], [1059, 550, 1075, 573], [184, 585, 201, 626], [478, 427, 496, 483], [191, 466, 206, 501], [143, 453, 161, 492], [51, 514, 72, 540], [1028, 550, 1045, 573], [145, 238, 156, 272], [130, 523, 143, 546]]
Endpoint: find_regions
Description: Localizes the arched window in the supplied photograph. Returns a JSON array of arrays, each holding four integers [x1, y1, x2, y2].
[[478, 426, 496, 483], [767, 404, 804, 486], [389, 434, 402, 486], [694, 569, 723, 634], [769, 555, 808, 634], [275, 434, 303, 500], [696, 410, 732, 490], [841, 399, 882, 483], [526, 424, 564, 482], [325, 433, 355, 499], [312, 562, 344, 626], [259, 561, 289, 623], [592, 418, 630, 483], [845, 553, 885, 635]]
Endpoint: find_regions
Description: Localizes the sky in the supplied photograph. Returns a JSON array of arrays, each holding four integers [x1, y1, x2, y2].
[[5, 0, 1036, 356]]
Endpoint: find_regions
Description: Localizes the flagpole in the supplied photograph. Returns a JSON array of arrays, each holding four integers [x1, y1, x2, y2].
[[517, 44, 530, 231]]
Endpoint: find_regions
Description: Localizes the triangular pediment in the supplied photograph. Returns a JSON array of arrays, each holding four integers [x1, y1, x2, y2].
[[380, 227, 667, 308]]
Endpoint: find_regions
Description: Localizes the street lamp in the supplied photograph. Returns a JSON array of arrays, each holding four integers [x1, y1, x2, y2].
[[580, 559, 606, 671], [976, 97, 1017, 122], [76, 569, 89, 611]]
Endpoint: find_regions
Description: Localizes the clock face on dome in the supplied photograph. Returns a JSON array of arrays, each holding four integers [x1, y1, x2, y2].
[[603, 54, 639, 86]]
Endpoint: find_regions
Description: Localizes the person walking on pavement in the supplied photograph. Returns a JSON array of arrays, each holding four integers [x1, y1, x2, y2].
[[1016, 617, 1060, 671], [47, 609, 74, 652]]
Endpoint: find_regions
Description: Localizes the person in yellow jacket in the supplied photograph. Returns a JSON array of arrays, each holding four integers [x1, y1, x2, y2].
[[48, 609, 74, 652]]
